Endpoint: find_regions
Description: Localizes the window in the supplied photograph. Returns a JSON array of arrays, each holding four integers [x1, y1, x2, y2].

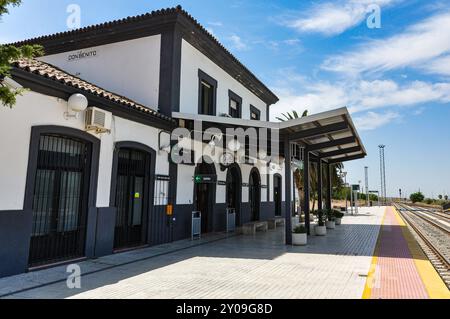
[[198, 70, 217, 115], [228, 90, 242, 118], [250, 105, 261, 121]]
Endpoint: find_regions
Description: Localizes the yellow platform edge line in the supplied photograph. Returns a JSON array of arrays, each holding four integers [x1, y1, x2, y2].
[[392, 206, 450, 299], [362, 208, 387, 299]]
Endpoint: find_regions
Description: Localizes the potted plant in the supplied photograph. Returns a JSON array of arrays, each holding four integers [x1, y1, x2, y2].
[[292, 225, 307, 246], [333, 210, 344, 225], [315, 210, 327, 236], [325, 209, 336, 229]]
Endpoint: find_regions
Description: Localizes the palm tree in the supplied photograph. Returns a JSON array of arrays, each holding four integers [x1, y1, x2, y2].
[[277, 110, 344, 215]]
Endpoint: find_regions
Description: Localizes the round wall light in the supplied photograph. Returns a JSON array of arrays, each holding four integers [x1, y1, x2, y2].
[[227, 138, 241, 152], [68, 93, 88, 112]]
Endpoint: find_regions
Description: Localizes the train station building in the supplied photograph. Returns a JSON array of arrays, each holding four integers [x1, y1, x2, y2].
[[0, 6, 366, 278]]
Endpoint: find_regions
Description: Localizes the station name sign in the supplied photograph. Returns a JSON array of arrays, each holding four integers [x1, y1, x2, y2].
[[68, 50, 98, 62]]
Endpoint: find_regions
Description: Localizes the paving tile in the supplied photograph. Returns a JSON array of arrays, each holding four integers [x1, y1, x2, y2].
[[2, 207, 387, 299]]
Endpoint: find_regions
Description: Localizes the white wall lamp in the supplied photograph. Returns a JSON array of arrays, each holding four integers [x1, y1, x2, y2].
[[64, 93, 88, 119], [227, 138, 241, 152], [158, 131, 171, 153]]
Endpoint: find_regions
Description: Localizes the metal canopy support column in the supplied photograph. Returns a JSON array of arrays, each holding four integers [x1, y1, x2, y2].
[[318, 160, 323, 211], [284, 137, 292, 245], [326, 163, 332, 210], [304, 149, 310, 235]]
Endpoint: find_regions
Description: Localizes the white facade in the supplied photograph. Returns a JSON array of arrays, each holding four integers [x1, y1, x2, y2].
[[0, 86, 169, 210], [40, 36, 162, 110], [180, 40, 267, 120]]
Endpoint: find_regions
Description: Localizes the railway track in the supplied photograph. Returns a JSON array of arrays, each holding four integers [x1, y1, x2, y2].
[[394, 203, 450, 289]]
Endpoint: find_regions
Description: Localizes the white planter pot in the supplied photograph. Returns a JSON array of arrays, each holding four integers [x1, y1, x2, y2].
[[315, 225, 327, 236], [326, 221, 336, 229], [292, 233, 307, 246], [335, 218, 342, 225]]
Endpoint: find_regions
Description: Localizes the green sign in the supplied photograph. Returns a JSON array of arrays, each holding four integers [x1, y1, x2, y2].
[[194, 175, 217, 184], [352, 185, 360, 191]]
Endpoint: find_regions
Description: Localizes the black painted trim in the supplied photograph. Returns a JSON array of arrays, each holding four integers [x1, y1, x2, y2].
[[198, 69, 218, 116], [228, 89, 242, 118], [158, 27, 182, 116], [250, 105, 261, 121]]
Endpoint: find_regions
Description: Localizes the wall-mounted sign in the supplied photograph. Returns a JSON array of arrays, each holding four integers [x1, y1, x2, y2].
[[242, 183, 249, 187], [67, 50, 98, 62], [261, 185, 268, 189], [156, 175, 170, 181], [194, 175, 217, 184], [217, 181, 227, 186]]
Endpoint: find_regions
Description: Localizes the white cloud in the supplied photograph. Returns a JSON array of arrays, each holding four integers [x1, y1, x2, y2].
[[353, 111, 400, 130], [208, 21, 223, 27], [227, 34, 249, 51], [270, 71, 450, 122], [285, 0, 394, 36], [422, 54, 450, 76], [322, 11, 450, 75]]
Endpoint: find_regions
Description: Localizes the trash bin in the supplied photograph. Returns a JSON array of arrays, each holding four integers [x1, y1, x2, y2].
[[192, 211, 201, 240]]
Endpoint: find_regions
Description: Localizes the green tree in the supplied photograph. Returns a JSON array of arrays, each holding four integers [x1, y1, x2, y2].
[[410, 192, 424, 203], [438, 194, 443, 200], [1, 0, 43, 108], [445, 195, 448, 201]]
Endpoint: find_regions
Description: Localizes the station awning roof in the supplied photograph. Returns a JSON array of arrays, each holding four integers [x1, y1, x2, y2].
[[172, 107, 366, 164]]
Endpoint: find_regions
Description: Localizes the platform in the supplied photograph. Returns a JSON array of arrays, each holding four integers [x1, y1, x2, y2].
[[1, 207, 448, 299]]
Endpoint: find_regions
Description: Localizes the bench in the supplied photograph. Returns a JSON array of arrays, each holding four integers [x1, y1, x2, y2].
[[242, 221, 268, 235], [268, 217, 285, 230]]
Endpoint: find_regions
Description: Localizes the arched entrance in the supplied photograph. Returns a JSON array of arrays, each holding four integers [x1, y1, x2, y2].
[[226, 164, 242, 226], [249, 168, 261, 221], [194, 158, 217, 233], [274, 174, 282, 217], [25, 126, 100, 268]]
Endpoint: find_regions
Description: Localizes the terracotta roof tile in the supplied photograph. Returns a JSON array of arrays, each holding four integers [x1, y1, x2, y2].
[[13, 58, 173, 123]]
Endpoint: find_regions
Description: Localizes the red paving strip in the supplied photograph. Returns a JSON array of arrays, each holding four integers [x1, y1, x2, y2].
[[370, 207, 429, 299]]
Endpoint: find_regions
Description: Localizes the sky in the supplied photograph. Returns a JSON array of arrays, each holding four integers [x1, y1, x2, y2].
[[1, 0, 449, 199]]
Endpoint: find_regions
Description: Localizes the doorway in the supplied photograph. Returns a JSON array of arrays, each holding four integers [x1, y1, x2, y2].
[[113, 148, 150, 250], [249, 168, 261, 221], [226, 164, 242, 226], [274, 174, 282, 216], [28, 134, 91, 267], [194, 160, 216, 234]]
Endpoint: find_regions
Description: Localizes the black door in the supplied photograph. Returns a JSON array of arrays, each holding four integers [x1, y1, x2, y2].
[[274, 175, 282, 216], [194, 162, 216, 233], [114, 148, 149, 250], [249, 170, 261, 221], [226, 166, 241, 225], [29, 134, 91, 267]]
